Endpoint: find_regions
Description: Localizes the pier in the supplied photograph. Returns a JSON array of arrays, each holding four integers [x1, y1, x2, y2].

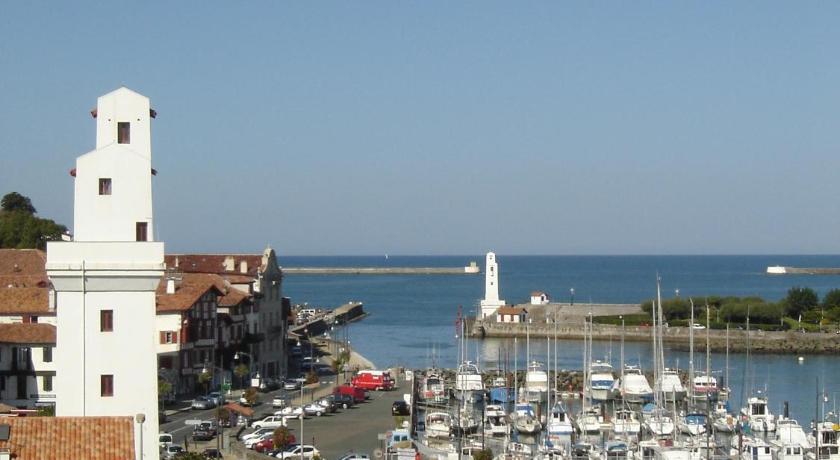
[[767, 266, 840, 275]]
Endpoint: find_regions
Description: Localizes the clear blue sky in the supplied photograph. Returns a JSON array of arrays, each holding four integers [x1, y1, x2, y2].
[[2, 2, 839, 255]]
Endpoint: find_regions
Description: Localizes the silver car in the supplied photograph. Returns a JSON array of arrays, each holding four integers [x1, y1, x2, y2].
[[191, 396, 215, 410]]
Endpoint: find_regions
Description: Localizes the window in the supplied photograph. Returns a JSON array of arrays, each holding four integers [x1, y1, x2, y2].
[[136, 222, 148, 242], [99, 178, 112, 195], [117, 122, 130, 144], [42, 347, 52, 363], [100, 310, 113, 332], [160, 331, 177, 344], [43, 375, 53, 392], [101, 375, 113, 397]]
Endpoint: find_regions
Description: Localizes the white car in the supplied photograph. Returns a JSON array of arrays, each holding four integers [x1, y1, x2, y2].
[[251, 415, 287, 430], [691, 323, 706, 330], [158, 432, 173, 450], [272, 395, 288, 408], [161, 445, 184, 460], [276, 445, 321, 459], [275, 406, 304, 418], [244, 432, 273, 449], [241, 427, 274, 443]]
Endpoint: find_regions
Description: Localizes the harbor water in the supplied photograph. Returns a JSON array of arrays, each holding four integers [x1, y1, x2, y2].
[[282, 255, 840, 427]]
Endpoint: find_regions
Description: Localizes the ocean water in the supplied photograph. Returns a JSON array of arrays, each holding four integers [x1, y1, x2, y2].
[[281, 255, 840, 424]]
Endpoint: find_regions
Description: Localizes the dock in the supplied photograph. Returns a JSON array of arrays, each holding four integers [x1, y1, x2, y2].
[[767, 266, 840, 275], [283, 266, 480, 275]]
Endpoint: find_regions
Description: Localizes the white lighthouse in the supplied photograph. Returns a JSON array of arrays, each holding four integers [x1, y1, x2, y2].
[[47, 87, 164, 460], [479, 252, 505, 318]]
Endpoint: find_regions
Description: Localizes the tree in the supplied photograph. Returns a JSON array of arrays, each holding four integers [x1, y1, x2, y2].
[[1, 192, 36, 213], [273, 426, 294, 450], [234, 363, 249, 389], [822, 289, 840, 309], [198, 371, 211, 395], [783, 287, 818, 318], [243, 387, 258, 406]]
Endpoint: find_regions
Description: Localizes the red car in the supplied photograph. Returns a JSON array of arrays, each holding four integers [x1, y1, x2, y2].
[[254, 434, 296, 453]]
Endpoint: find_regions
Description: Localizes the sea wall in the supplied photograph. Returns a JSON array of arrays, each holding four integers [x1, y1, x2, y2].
[[473, 320, 840, 354]]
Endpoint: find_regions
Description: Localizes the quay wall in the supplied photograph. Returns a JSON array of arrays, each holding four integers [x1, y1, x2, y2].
[[473, 320, 840, 354], [283, 267, 478, 275]]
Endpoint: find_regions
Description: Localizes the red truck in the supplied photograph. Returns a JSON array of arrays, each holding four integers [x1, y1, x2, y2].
[[351, 370, 395, 391], [335, 384, 366, 403]]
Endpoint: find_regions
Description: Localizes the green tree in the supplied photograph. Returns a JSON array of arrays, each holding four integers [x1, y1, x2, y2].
[[233, 363, 249, 389], [783, 287, 818, 318], [1, 192, 36, 213], [305, 370, 319, 385], [243, 387, 258, 405], [198, 371, 212, 395], [822, 289, 840, 309], [273, 426, 294, 450]]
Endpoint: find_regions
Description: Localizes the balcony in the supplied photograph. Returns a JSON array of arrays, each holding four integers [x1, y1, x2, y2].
[[243, 332, 264, 344]]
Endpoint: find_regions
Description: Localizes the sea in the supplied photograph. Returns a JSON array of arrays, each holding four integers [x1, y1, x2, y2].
[[281, 255, 840, 426]]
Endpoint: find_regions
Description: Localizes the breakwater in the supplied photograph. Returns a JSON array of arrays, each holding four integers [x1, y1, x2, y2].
[[284, 267, 479, 275], [471, 319, 840, 354]]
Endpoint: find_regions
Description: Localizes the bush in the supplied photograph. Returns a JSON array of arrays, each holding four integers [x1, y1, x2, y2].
[[305, 370, 319, 385], [823, 289, 840, 309], [243, 387, 258, 405], [783, 287, 818, 318], [273, 426, 294, 450]]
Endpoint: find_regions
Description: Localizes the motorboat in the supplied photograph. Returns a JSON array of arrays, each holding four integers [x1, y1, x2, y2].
[[587, 360, 615, 402], [483, 404, 510, 436], [733, 436, 773, 460], [546, 401, 574, 435], [677, 412, 707, 436], [453, 406, 479, 435], [618, 365, 653, 404], [420, 372, 448, 404], [809, 414, 840, 460], [655, 368, 686, 402], [425, 411, 452, 439], [612, 408, 641, 436], [770, 442, 805, 460], [740, 394, 776, 432], [576, 405, 602, 434], [453, 361, 484, 402], [691, 374, 719, 402], [775, 417, 809, 448], [712, 413, 737, 433], [494, 442, 533, 460], [600, 440, 631, 460], [525, 361, 549, 402], [512, 402, 542, 435]]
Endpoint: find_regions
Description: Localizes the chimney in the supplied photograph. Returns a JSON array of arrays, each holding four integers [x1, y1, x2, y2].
[[240, 260, 248, 274], [166, 278, 176, 294], [174, 256, 179, 268]]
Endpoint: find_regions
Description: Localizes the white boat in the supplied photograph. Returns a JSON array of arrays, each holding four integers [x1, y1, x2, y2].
[[547, 401, 574, 435], [600, 440, 631, 460], [612, 408, 641, 436], [643, 408, 675, 438], [513, 402, 542, 434], [619, 365, 653, 404], [483, 404, 510, 436], [525, 360, 549, 402], [425, 411, 452, 439], [453, 361, 484, 402], [587, 360, 615, 402], [691, 374, 719, 402], [809, 416, 840, 460], [741, 394, 776, 432], [712, 413, 737, 433], [775, 417, 810, 448], [655, 368, 686, 402], [733, 437, 773, 460], [494, 442, 533, 460], [576, 406, 602, 434], [636, 440, 691, 460], [677, 412, 706, 436], [770, 442, 805, 460]]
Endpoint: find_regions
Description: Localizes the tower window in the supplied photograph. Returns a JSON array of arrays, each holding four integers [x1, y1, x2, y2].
[[42, 346, 52, 362], [99, 178, 112, 195], [100, 310, 113, 332], [136, 222, 148, 242], [101, 374, 114, 397], [117, 122, 130, 144], [43, 375, 53, 392]]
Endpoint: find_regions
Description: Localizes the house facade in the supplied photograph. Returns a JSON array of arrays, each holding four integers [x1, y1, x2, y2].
[[496, 306, 528, 323], [530, 291, 550, 305], [0, 323, 56, 408]]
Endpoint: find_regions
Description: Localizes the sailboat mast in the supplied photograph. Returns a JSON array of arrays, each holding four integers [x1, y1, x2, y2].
[[689, 298, 695, 401], [705, 303, 711, 398]]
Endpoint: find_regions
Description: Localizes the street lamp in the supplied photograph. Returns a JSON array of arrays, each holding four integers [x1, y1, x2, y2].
[[234, 351, 255, 389], [201, 363, 228, 395], [570, 288, 575, 306]]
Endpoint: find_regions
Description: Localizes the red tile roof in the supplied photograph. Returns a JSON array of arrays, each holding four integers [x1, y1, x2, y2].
[[165, 254, 265, 277], [219, 286, 250, 307], [0, 323, 55, 344], [156, 273, 224, 313], [0, 249, 48, 288], [0, 287, 49, 315], [0, 416, 134, 459], [497, 306, 527, 315]]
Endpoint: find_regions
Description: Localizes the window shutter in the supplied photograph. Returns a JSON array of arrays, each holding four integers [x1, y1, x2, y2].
[[173, 331, 178, 343], [160, 331, 165, 344]]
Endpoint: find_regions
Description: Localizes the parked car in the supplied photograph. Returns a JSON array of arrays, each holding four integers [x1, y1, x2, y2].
[[275, 444, 321, 459], [303, 403, 326, 417], [272, 392, 289, 408], [316, 397, 337, 413], [241, 427, 274, 443], [202, 448, 224, 458], [207, 391, 225, 406], [191, 396, 216, 410], [333, 393, 354, 409], [335, 384, 366, 404], [283, 379, 302, 391], [338, 453, 370, 460], [391, 400, 410, 416], [251, 415, 288, 430], [254, 437, 275, 453], [161, 445, 184, 460], [191, 422, 217, 441], [245, 432, 274, 449]]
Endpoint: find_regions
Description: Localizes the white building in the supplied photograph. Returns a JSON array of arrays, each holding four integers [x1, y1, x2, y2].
[[496, 306, 527, 323], [530, 291, 550, 305], [46, 87, 164, 460], [479, 252, 505, 319], [0, 323, 56, 408]]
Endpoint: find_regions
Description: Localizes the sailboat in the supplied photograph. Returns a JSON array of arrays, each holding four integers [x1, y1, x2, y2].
[[643, 278, 675, 438], [577, 313, 603, 434]]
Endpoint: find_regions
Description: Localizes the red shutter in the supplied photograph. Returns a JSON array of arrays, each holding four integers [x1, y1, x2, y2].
[[160, 331, 165, 344], [173, 331, 178, 343]]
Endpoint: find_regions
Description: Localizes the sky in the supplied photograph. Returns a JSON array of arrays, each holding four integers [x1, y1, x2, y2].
[[1, 2, 839, 255]]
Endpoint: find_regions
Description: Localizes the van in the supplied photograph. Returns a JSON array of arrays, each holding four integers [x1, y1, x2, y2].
[[351, 370, 395, 391], [335, 384, 366, 404]]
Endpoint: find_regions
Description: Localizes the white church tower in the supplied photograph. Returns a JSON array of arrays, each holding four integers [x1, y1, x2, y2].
[[479, 252, 505, 318], [47, 87, 164, 460]]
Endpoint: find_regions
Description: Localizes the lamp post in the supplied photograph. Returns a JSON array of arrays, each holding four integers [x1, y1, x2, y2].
[[570, 288, 575, 306]]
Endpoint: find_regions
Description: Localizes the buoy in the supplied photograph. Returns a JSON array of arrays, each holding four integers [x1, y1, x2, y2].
[[798, 356, 805, 362]]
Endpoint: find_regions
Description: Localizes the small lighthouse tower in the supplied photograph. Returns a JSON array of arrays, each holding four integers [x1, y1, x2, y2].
[[479, 252, 505, 318], [47, 87, 164, 460]]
